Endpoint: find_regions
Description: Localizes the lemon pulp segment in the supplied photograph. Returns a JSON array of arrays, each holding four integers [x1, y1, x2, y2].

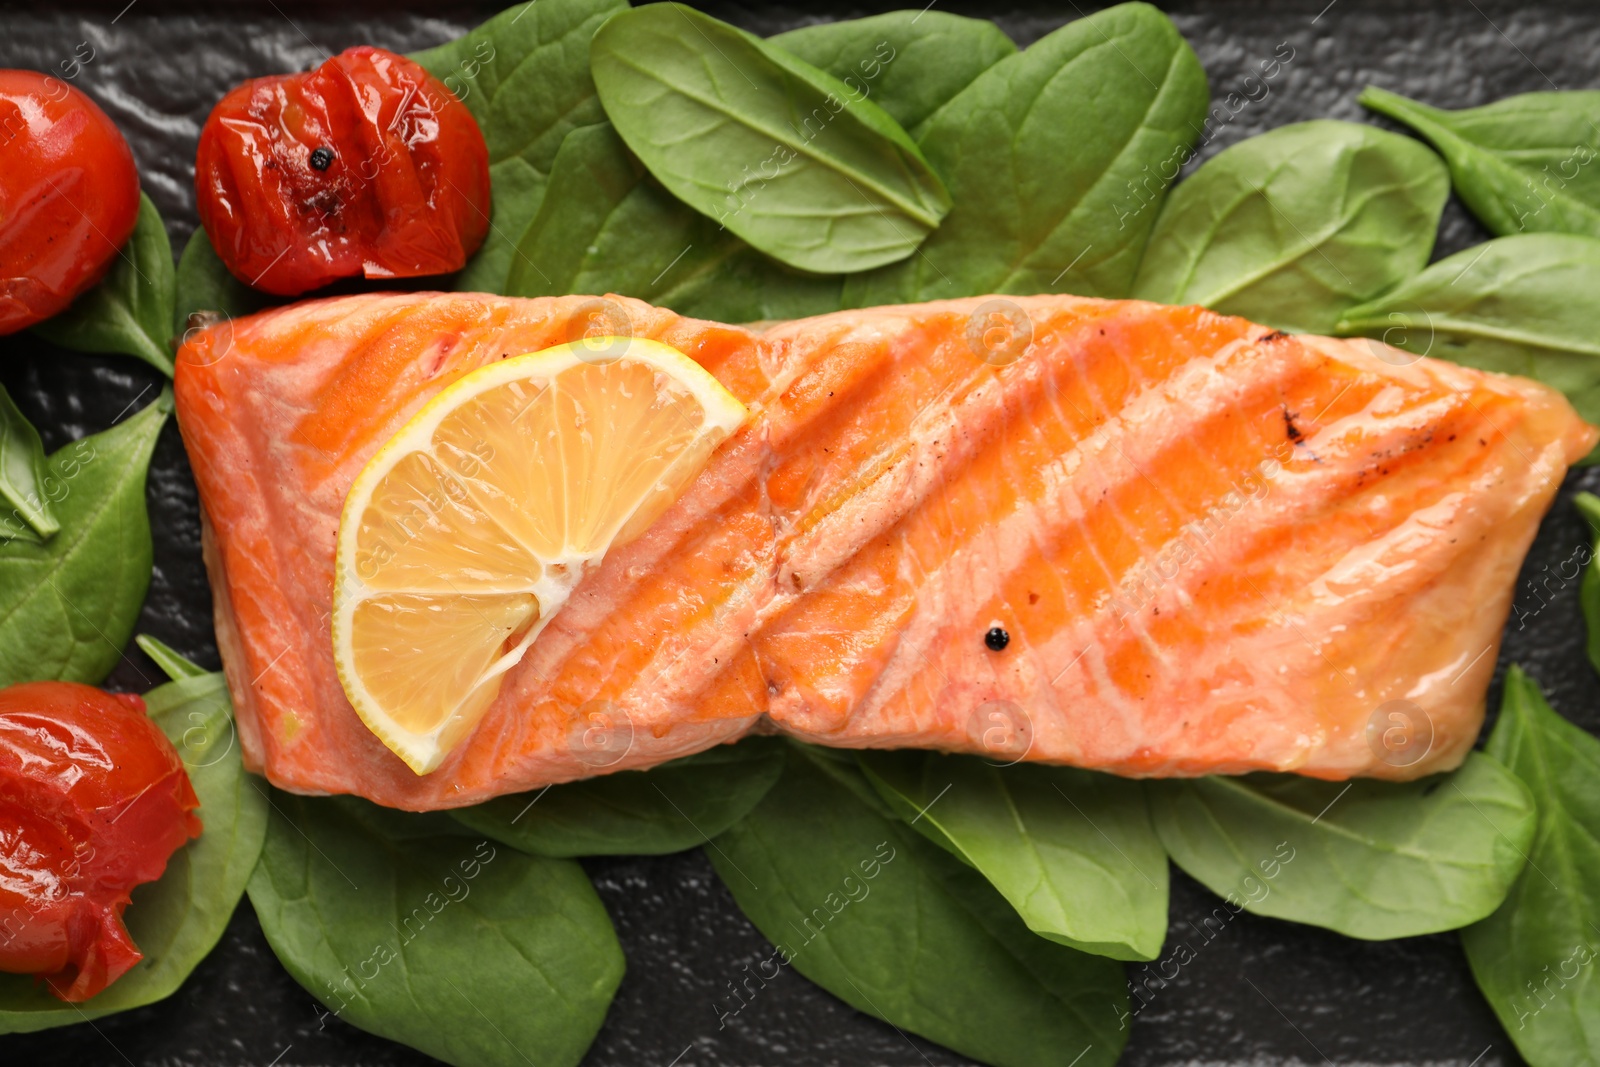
[[332, 336, 748, 773]]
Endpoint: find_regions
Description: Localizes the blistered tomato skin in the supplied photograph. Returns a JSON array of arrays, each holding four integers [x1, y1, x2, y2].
[[195, 46, 491, 297], [0, 70, 141, 335], [0, 682, 202, 1002]]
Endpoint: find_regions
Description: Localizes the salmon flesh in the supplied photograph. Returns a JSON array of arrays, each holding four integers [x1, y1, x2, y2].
[[173, 292, 1596, 810]]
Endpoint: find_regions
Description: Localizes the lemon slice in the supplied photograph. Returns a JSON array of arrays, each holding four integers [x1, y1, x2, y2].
[[332, 336, 748, 774]]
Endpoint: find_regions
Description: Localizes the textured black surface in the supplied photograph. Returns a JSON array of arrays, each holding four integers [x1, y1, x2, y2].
[[1, 1, 1598, 1064]]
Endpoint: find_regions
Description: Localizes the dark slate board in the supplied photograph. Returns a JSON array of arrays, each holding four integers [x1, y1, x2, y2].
[[1, 1, 1595, 1064]]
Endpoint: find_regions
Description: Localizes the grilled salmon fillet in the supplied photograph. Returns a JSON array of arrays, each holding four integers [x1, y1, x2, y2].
[[174, 292, 1595, 809]]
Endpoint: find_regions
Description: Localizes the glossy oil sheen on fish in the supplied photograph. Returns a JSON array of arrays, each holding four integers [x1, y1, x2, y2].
[[173, 292, 1596, 810]]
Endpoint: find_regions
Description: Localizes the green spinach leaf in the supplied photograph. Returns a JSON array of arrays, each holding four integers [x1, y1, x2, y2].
[[506, 122, 648, 298], [1578, 492, 1600, 676], [453, 737, 784, 856], [248, 789, 622, 1067], [1131, 120, 1450, 333], [1147, 754, 1536, 940], [512, 13, 1019, 319], [845, 2, 1209, 305], [414, 0, 626, 173], [136, 633, 211, 681], [709, 743, 1129, 1067], [797, 739, 902, 815], [1334, 234, 1600, 428], [1462, 668, 1600, 1066], [506, 122, 844, 321], [459, 158, 549, 294], [0, 385, 58, 542], [413, 0, 630, 293], [859, 751, 1168, 961], [172, 231, 274, 335], [0, 668, 267, 1032], [0, 389, 169, 687], [32, 192, 176, 376], [769, 11, 1017, 137], [1361, 87, 1600, 239], [590, 3, 951, 274], [656, 242, 845, 322]]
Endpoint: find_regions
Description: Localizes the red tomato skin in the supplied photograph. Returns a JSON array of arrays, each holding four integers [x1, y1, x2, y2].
[[0, 682, 202, 1002], [0, 71, 140, 336], [195, 46, 491, 297]]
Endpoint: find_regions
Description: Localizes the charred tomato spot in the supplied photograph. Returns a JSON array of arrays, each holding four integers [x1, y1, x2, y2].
[[193, 46, 490, 296]]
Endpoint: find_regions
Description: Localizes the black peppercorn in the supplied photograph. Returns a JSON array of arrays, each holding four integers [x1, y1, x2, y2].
[[984, 626, 1010, 652], [309, 146, 335, 171]]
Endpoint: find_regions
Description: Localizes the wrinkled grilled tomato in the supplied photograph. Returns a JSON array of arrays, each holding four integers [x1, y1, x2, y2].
[[0, 682, 202, 1002], [0, 70, 141, 336], [195, 46, 491, 296]]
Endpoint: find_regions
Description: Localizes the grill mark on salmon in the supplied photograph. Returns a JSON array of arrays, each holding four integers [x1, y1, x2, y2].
[[175, 292, 1596, 809]]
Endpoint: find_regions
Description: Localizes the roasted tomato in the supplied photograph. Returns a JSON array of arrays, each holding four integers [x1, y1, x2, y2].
[[0, 70, 141, 336], [0, 682, 201, 1001], [195, 46, 491, 296]]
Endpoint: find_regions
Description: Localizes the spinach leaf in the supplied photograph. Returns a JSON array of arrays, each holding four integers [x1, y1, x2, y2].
[[769, 11, 1017, 137], [845, 2, 1209, 305], [1334, 233, 1600, 428], [506, 123, 844, 321], [459, 159, 549, 294], [248, 789, 622, 1067], [506, 122, 646, 299], [1131, 120, 1450, 334], [172, 230, 274, 335], [0, 669, 267, 1032], [452, 737, 784, 857], [136, 633, 211, 681], [0, 389, 169, 687], [511, 14, 1019, 319], [1578, 492, 1600, 676], [657, 242, 845, 323], [589, 3, 951, 274], [859, 751, 1168, 961], [413, 0, 630, 293], [709, 743, 1129, 1067], [1462, 668, 1600, 1066], [32, 192, 176, 376], [0, 385, 58, 542], [1361, 87, 1600, 239], [414, 0, 625, 174], [796, 739, 901, 815], [1147, 754, 1536, 940]]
